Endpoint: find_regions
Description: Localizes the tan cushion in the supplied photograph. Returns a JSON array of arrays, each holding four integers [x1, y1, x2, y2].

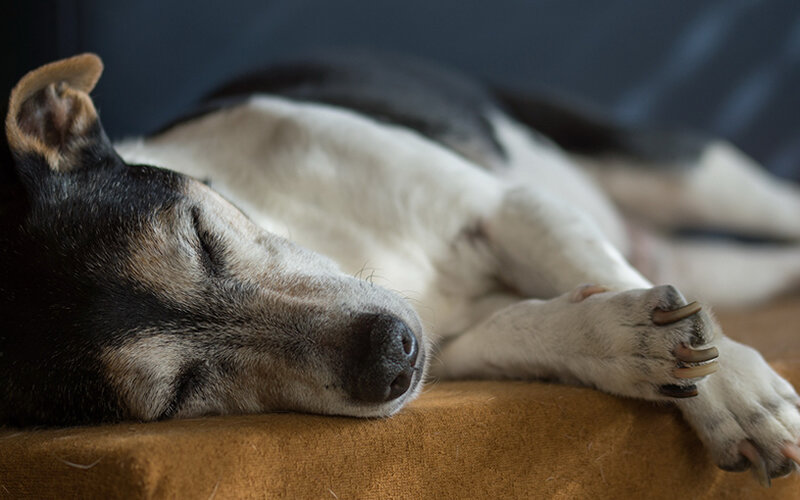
[[2, 297, 799, 499]]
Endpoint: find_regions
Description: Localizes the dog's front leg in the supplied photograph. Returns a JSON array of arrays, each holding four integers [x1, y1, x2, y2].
[[432, 285, 800, 483], [432, 284, 719, 402], [440, 185, 800, 482], [675, 337, 800, 485]]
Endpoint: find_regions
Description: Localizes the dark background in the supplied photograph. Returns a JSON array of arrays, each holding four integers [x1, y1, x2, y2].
[[4, 0, 800, 181]]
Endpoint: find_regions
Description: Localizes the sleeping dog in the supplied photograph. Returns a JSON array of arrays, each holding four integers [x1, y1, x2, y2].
[[2, 52, 800, 485]]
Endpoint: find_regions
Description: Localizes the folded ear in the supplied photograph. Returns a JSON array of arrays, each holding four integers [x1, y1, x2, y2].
[[5, 54, 105, 172]]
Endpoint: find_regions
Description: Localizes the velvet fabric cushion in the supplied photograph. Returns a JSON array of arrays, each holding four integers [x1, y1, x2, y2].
[[2, 297, 799, 499]]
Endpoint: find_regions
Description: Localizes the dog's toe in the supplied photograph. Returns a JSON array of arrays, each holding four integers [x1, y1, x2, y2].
[[676, 338, 800, 486], [739, 440, 772, 487]]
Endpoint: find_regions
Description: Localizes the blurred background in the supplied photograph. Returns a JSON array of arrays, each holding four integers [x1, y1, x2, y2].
[[3, 0, 800, 181]]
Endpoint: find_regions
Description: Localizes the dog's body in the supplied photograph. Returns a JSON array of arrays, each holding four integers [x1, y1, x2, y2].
[[3, 52, 800, 482]]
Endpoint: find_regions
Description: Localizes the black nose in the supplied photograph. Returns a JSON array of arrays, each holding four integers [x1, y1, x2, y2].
[[351, 313, 419, 403]]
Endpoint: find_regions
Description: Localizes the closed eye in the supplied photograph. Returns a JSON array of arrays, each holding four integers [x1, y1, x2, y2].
[[190, 206, 225, 275]]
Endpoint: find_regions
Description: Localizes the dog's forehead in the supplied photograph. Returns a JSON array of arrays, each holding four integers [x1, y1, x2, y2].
[[29, 159, 186, 225], [87, 161, 187, 211], [8, 159, 193, 289]]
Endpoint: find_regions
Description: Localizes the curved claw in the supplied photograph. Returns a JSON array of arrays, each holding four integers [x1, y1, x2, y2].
[[782, 443, 800, 467], [674, 362, 719, 379], [652, 301, 702, 326], [739, 440, 771, 488], [675, 344, 719, 363], [659, 384, 698, 398]]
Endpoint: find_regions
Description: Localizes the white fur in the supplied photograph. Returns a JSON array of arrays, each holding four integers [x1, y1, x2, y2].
[[117, 95, 800, 477], [433, 285, 715, 396], [490, 113, 630, 253], [118, 97, 507, 338]]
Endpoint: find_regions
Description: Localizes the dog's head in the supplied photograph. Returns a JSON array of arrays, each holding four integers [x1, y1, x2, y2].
[[1, 55, 427, 425]]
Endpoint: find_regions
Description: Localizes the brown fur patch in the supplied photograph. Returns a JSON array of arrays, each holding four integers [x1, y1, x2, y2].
[[124, 208, 205, 307], [101, 335, 183, 420], [5, 54, 103, 171]]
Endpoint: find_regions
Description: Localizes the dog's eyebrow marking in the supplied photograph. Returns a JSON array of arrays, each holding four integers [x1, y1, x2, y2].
[[190, 206, 225, 275]]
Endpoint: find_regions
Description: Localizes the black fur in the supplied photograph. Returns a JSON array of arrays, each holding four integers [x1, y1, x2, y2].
[[493, 88, 711, 167], [200, 51, 509, 169], [0, 119, 194, 425], [165, 50, 710, 171]]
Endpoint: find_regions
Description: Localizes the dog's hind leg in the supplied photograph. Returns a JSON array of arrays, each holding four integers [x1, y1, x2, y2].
[[577, 141, 800, 242], [630, 226, 800, 306], [493, 89, 800, 241]]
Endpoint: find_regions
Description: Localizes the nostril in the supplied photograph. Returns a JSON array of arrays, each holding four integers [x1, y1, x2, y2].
[[400, 326, 418, 365], [388, 368, 413, 401], [402, 331, 413, 354]]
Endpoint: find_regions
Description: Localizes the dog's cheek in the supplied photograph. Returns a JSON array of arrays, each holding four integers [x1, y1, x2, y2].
[[101, 336, 187, 421]]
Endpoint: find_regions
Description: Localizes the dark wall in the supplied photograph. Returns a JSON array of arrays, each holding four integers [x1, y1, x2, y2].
[[4, 1, 800, 180]]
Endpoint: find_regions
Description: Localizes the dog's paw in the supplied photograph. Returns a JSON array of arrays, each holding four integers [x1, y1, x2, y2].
[[572, 284, 720, 401], [676, 338, 800, 486]]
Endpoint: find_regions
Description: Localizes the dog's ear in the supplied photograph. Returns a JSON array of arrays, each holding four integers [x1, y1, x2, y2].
[[5, 54, 107, 173]]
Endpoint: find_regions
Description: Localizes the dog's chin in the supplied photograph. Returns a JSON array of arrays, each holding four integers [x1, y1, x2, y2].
[[342, 381, 424, 419]]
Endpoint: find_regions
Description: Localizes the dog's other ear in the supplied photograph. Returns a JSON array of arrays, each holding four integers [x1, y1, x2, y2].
[[5, 54, 107, 173]]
